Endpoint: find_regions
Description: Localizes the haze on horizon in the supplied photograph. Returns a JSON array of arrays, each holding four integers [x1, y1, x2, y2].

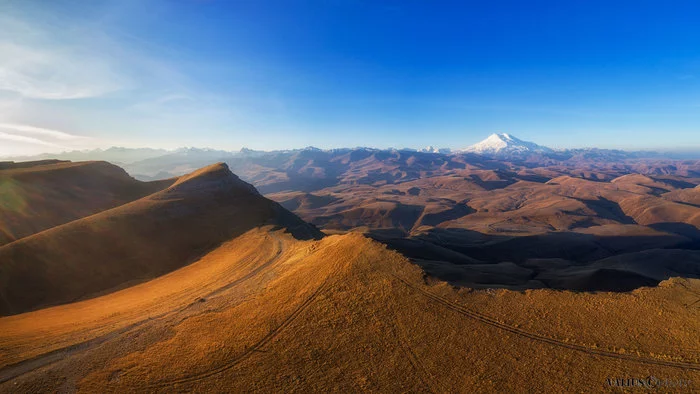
[[1, 0, 700, 156]]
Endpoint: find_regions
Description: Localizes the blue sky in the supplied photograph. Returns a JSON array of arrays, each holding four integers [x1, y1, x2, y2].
[[1, 0, 700, 155]]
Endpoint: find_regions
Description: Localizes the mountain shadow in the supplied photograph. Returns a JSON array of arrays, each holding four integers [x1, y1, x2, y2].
[[369, 226, 700, 292]]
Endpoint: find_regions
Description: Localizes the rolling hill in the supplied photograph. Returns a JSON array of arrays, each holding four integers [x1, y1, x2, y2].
[[1, 229, 698, 392], [0, 163, 321, 316], [0, 160, 172, 246], [0, 159, 698, 392]]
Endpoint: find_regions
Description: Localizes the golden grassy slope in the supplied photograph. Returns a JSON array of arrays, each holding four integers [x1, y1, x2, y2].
[[0, 229, 697, 393], [0, 160, 172, 245]]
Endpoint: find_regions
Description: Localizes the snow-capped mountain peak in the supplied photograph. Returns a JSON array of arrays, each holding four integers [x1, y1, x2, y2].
[[461, 133, 552, 155], [419, 145, 452, 154]]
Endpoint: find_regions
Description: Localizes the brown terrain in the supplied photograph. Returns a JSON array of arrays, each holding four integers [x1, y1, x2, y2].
[[0, 160, 172, 246], [0, 157, 699, 392], [258, 150, 700, 292], [0, 162, 320, 316]]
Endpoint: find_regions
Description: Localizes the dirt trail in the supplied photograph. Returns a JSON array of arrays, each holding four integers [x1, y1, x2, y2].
[[391, 273, 700, 371], [0, 235, 287, 384], [143, 272, 335, 389]]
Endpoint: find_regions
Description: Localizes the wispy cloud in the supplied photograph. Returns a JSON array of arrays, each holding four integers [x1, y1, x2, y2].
[[0, 123, 98, 157], [0, 131, 62, 147], [0, 16, 129, 100], [0, 6, 180, 155], [0, 123, 87, 140], [0, 3, 269, 155]]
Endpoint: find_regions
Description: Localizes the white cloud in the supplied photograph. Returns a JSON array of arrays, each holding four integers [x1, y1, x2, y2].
[[0, 131, 62, 147], [0, 123, 87, 140], [0, 16, 129, 100], [0, 5, 253, 155], [0, 123, 100, 157]]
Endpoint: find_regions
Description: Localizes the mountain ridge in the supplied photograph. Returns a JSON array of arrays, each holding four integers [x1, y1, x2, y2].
[[0, 160, 173, 246], [0, 162, 321, 316], [1, 159, 699, 391], [3, 133, 692, 165]]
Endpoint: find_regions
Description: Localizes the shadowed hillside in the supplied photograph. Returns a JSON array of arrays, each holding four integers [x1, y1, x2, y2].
[[0, 163, 321, 316], [0, 160, 173, 246]]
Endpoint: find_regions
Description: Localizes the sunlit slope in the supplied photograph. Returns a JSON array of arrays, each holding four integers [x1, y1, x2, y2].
[[0, 160, 173, 246], [0, 163, 321, 316], [0, 230, 698, 392]]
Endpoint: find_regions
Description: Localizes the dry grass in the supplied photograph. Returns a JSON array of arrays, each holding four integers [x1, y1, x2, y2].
[[1, 160, 698, 392], [0, 160, 172, 245], [0, 163, 319, 315], [1, 229, 697, 393]]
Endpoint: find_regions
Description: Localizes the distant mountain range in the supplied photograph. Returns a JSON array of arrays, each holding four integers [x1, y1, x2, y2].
[[3, 134, 698, 183]]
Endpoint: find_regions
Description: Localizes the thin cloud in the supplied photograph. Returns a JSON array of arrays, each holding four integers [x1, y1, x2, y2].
[[0, 41, 126, 100], [0, 15, 129, 100], [0, 123, 87, 140], [0, 5, 250, 155], [0, 131, 63, 147]]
